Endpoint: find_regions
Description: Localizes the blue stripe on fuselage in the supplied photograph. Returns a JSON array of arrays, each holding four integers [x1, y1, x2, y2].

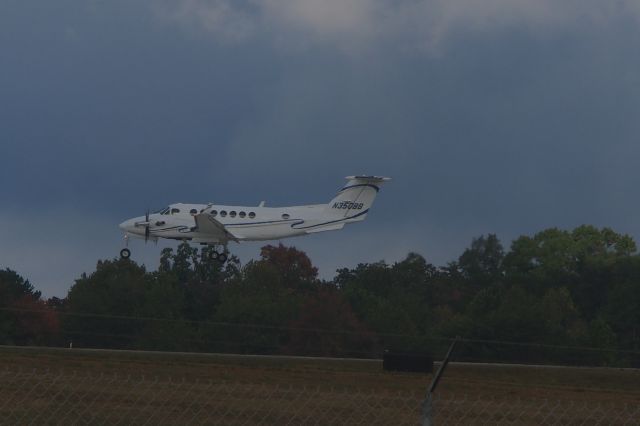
[[291, 209, 369, 230], [338, 183, 379, 193]]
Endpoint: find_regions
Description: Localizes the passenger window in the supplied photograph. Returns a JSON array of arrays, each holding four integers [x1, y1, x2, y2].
[[190, 209, 198, 215], [282, 213, 290, 220], [220, 211, 227, 217], [211, 210, 217, 217], [248, 212, 256, 219], [239, 211, 246, 218], [230, 211, 237, 218]]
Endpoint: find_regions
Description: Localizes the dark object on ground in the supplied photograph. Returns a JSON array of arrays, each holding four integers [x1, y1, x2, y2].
[[383, 351, 433, 373]]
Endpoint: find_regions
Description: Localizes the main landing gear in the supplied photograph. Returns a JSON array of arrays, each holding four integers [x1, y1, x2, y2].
[[208, 249, 228, 264], [119, 235, 229, 264]]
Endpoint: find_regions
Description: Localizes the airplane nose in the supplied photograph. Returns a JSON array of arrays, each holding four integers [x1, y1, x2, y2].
[[119, 219, 134, 232]]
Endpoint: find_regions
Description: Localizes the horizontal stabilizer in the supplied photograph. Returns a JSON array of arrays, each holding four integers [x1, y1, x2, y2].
[[345, 175, 392, 182]]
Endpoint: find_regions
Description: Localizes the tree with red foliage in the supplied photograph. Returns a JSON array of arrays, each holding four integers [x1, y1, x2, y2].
[[0, 268, 59, 345], [259, 244, 318, 290], [283, 286, 378, 358]]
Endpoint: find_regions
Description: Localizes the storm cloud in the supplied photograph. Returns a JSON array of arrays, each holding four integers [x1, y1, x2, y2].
[[2, 0, 640, 296]]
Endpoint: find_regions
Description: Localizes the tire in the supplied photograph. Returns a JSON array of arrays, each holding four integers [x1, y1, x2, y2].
[[218, 253, 227, 263], [209, 250, 219, 260], [120, 248, 131, 259]]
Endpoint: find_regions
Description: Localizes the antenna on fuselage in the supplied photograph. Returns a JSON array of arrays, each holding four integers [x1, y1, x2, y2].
[[259, 201, 266, 207]]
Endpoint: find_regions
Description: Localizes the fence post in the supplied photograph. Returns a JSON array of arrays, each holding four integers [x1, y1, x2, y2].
[[422, 393, 433, 426], [421, 337, 459, 426]]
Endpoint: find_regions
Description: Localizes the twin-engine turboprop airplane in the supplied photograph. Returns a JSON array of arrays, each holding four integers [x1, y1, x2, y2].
[[119, 175, 390, 263]]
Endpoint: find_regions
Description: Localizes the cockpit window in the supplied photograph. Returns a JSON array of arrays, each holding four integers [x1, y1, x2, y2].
[[171, 208, 180, 215], [158, 207, 170, 215]]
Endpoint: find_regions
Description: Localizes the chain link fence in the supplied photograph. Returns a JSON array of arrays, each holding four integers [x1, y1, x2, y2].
[[0, 368, 423, 425], [2, 368, 639, 425], [425, 393, 640, 425]]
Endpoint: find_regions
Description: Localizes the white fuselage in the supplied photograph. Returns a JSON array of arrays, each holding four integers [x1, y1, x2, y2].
[[119, 202, 367, 243], [119, 176, 389, 247]]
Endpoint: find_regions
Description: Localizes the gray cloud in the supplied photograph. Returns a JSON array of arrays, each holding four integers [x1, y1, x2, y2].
[[2, 0, 640, 296], [154, 0, 258, 42], [155, 0, 640, 51]]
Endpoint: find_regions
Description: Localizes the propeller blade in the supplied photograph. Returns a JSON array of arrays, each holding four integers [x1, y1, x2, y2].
[[145, 209, 150, 243]]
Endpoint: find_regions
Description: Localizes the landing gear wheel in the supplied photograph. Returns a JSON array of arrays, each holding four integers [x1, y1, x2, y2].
[[209, 250, 219, 261], [218, 253, 228, 263], [120, 248, 131, 259]]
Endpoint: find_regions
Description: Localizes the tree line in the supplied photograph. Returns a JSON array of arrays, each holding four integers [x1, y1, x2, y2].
[[1, 225, 639, 366]]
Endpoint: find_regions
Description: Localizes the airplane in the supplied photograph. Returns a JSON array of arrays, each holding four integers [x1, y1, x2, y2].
[[118, 175, 391, 263]]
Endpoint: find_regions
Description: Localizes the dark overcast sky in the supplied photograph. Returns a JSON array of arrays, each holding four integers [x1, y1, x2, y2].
[[2, 0, 640, 297]]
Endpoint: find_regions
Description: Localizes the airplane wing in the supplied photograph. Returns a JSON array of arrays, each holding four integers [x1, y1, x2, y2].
[[193, 213, 239, 242]]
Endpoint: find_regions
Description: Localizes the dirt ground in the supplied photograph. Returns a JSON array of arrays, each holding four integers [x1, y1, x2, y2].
[[1, 346, 638, 424]]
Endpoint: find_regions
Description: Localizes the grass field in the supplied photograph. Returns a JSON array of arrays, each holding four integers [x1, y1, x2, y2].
[[1, 346, 639, 424]]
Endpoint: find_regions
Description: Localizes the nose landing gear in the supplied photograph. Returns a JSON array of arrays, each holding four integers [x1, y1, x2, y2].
[[120, 234, 131, 259], [119, 235, 229, 264]]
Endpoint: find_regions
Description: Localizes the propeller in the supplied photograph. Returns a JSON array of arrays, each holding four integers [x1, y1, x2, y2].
[[134, 209, 152, 243], [144, 209, 150, 242]]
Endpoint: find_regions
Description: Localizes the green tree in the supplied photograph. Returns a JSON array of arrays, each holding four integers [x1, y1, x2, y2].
[[538, 287, 586, 344], [157, 242, 240, 322], [458, 234, 504, 286], [211, 244, 318, 354], [503, 226, 637, 319], [0, 268, 41, 301], [336, 254, 441, 351], [64, 259, 189, 349], [604, 278, 640, 351]]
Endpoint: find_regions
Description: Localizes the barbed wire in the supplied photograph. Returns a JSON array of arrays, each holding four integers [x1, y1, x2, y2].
[[2, 306, 639, 357]]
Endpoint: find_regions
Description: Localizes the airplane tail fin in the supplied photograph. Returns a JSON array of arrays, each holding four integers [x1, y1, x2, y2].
[[326, 175, 391, 221]]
